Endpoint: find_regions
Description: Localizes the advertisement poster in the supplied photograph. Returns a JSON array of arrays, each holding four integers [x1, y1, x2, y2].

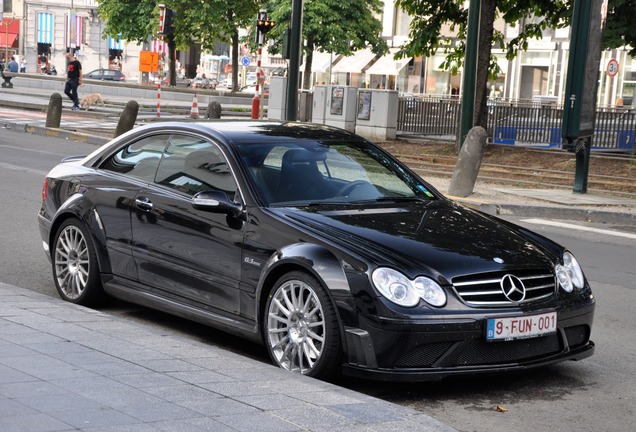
[[330, 87, 344, 115], [357, 91, 372, 120]]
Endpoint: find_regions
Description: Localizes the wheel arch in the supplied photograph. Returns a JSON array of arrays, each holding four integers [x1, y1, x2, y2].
[[49, 194, 112, 274], [256, 243, 355, 347]]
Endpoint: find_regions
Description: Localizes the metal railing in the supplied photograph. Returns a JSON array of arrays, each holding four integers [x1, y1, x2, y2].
[[397, 96, 636, 152]]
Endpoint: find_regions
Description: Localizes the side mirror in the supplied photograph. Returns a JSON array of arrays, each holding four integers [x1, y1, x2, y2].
[[192, 191, 244, 219]]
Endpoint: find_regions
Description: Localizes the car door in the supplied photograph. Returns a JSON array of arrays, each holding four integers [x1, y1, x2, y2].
[[94, 133, 170, 280], [130, 133, 244, 314]]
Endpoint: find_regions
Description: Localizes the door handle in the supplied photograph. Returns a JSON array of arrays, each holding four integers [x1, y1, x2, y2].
[[135, 197, 154, 211]]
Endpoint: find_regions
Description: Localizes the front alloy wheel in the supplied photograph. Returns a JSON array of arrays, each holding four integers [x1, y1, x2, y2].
[[265, 271, 341, 379], [52, 219, 104, 306]]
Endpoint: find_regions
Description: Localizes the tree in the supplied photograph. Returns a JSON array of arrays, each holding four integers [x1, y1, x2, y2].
[[171, 0, 260, 91], [264, 0, 389, 90], [603, 0, 636, 56], [98, 0, 259, 89], [394, 0, 572, 130]]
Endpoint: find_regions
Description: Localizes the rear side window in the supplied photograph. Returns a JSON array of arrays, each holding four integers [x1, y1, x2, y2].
[[155, 135, 238, 197], [100, 134, 170, 182]]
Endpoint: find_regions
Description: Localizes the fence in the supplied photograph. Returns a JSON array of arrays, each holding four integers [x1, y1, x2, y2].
[[397, 96, 636, 152]]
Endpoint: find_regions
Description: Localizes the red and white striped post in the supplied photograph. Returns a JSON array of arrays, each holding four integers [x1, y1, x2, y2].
[[252, 45, 262, 120], [252, 9, 270, 120], [157, 5, 165, 118]]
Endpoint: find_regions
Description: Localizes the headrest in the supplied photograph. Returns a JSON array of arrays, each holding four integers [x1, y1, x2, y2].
[[282, 148, 327, 163]]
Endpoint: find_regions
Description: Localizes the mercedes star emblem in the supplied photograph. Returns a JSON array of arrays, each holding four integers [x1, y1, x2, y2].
[[500, 274, 526, 302]]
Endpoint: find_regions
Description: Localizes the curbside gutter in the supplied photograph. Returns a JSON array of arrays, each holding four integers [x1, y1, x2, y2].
[[3, 121, 110, 146], [450, 196, 636, 225]]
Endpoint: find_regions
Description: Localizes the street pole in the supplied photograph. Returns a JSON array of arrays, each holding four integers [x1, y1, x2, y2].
[[157, 4, 165, 118], [562, 0, 605, 193], [69, 0, 75, 55], [285, 0, 303, 121], [458, 0, 481, 151], [252, 9, 267, 120]]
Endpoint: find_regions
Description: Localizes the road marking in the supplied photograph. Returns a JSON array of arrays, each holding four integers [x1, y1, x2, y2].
[[0, 161, 49, 176], [521, 218, 636, 240]]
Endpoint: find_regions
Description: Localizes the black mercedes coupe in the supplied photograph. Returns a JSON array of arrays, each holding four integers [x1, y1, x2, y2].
[[38, 121, 595, 381]]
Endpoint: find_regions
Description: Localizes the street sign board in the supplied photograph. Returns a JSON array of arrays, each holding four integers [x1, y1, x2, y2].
[[139, 51, 159, 73], [241, 56, 251, 67]]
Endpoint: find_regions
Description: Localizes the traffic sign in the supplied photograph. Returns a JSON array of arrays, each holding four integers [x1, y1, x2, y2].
[[607, 58, 619, 77], [241, 56, 251, 67]]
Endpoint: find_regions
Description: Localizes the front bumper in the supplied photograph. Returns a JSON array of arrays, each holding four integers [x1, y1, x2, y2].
[[341, 300, 595, 382]]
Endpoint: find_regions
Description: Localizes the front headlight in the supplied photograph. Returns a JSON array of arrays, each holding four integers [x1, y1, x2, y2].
[[555, 251, 585, 292], [372, 268, 446, 307]]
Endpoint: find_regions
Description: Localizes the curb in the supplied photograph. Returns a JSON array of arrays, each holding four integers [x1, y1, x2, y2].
[[448, 195, 636, 225], [4, 122, 110, 146], [479, 202, 636, 225]]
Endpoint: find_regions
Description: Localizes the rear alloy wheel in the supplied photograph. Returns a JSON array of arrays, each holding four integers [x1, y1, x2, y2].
[[264, 271, 341, 379], [52, 219, 104, 306]]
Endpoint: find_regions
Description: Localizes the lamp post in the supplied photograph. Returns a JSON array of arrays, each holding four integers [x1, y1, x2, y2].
[[3, 14, 15, 64]]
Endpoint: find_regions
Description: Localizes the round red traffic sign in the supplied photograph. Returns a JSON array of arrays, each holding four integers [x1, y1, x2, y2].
[[607, 58, 619, 77]]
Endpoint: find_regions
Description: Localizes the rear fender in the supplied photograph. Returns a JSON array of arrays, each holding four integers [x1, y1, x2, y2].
[[50, 194, 112, 274]]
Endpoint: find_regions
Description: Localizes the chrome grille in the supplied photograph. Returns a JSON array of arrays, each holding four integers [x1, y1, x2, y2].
[[452, 269, 555, 307]]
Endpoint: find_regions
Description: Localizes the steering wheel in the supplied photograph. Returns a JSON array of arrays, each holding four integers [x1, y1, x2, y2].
[[336, 180, 374, 197]]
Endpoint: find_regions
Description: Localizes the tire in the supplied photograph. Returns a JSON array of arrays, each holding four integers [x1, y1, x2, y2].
[[264, 271, 342, 379], [52, 219, 104, 306]]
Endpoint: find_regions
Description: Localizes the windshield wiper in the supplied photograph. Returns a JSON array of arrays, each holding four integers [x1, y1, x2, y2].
[[374, 196, 431, 203]]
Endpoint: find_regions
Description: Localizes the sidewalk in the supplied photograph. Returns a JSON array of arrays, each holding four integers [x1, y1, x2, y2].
[[0, 282, 456, 432]]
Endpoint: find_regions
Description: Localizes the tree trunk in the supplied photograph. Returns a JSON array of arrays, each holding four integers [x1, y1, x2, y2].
[[473, 0, 497, 130], [231, 28, 239, 92], [302, 35, 315, 90]]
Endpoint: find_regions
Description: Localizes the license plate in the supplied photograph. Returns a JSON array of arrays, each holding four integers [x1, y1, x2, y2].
[[486, 312, 557, 341]]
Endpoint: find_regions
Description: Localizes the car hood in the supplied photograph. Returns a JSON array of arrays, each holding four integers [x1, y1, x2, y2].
[[271, 200, 557, 281]]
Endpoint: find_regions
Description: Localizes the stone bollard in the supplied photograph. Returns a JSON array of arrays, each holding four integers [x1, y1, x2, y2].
[[206, 101, 222, 119], [45, 93, 63, 128], [114, 100, 139, 138], [448, 126, 488, 197]]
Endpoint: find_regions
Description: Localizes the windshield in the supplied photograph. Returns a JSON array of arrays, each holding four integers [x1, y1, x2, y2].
[[237, 140, 438, 206]]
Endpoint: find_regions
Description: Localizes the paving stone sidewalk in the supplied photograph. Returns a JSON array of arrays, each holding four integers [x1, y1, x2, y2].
[[0, 282, 455, 432]]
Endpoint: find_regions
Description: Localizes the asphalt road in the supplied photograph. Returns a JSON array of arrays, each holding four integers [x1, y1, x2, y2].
[[2, 129, 634, 432]]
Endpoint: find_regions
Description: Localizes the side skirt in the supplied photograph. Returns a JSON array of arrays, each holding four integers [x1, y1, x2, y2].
[[102, 276, 262, 344]]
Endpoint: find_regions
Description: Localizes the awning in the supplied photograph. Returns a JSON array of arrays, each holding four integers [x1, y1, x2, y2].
[[0, 33, 18, 48], [365, 49, 410, 76], [331, 48, 377, 74], [310, 51, 335, 73]]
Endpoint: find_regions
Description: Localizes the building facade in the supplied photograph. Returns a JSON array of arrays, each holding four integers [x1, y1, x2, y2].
[[307, 1, 635, 107], [2, 0, 634, 106]]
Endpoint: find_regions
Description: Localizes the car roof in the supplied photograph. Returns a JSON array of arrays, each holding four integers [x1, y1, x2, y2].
[[115, 121, 363, 147], [199, 121, 361, 144], [84, 121, 365, 167]]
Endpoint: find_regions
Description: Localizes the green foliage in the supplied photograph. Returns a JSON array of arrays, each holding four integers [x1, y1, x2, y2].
[[603, 0, 636, 56], [262, 1, 386, 56], [98, 0, 259, 89], [98, 0, 157, 44], [263, 0, 388, 88], [394, 0, 573, 76], [99, 0, 259, 51]]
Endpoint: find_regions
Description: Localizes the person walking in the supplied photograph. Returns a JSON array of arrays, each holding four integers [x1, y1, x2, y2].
[[20, 58, 26, 73], [64, 52, 83, 111]]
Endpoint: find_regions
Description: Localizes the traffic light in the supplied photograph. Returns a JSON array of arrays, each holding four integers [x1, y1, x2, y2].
[[256, 19, 276, 35], [162, 9, 176, 36]]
